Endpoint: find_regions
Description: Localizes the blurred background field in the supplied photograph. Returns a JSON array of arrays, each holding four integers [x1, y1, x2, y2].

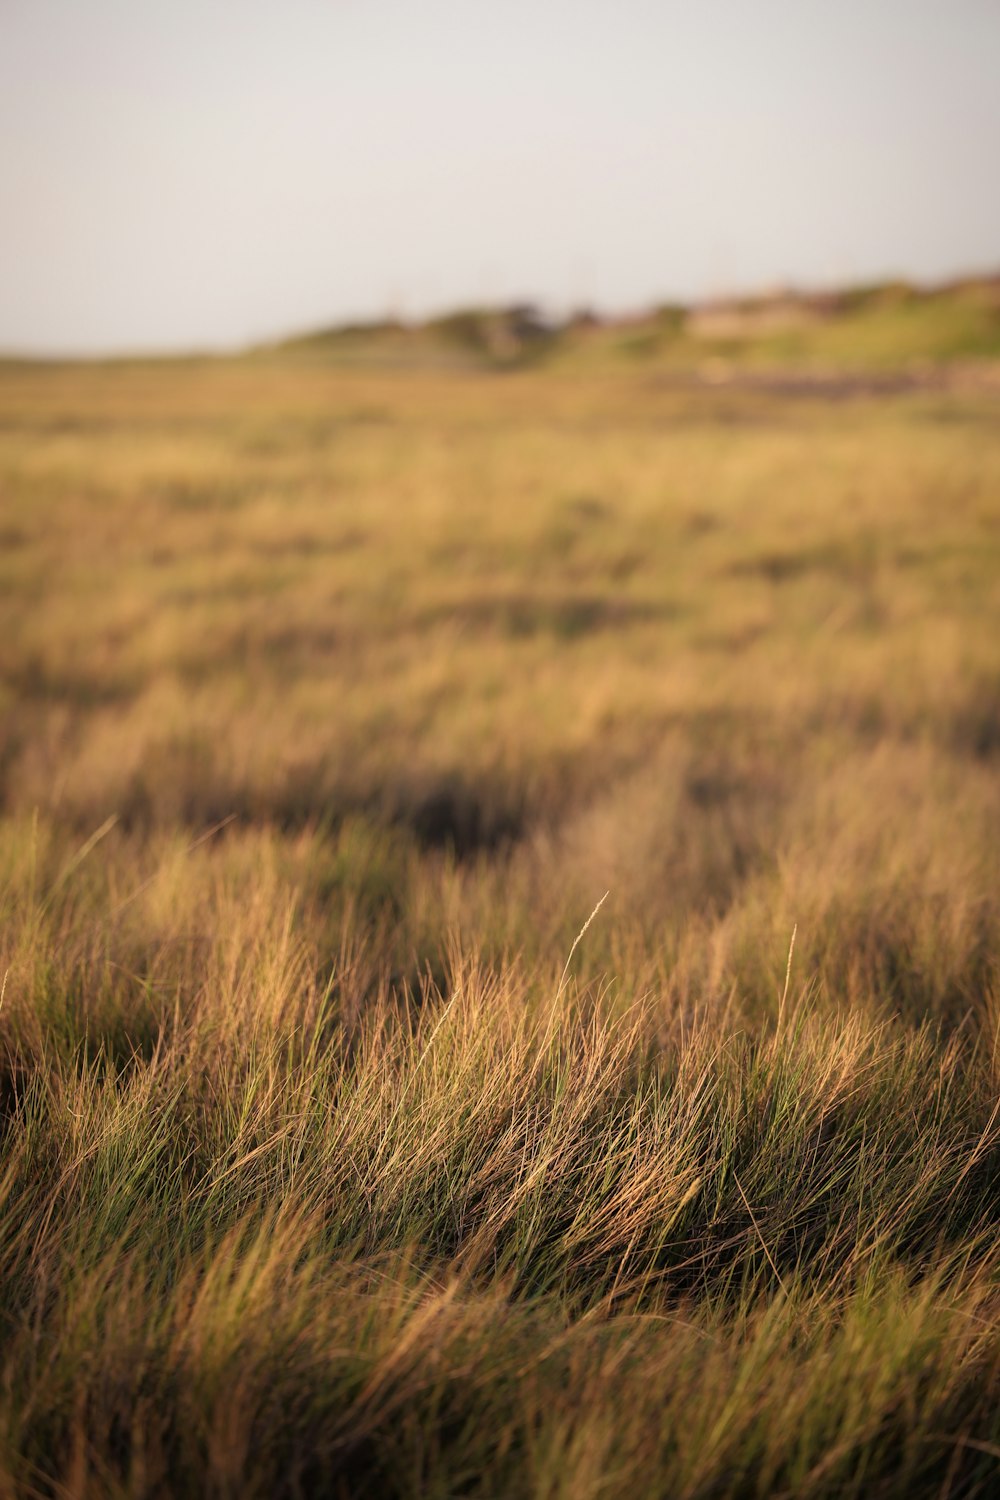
[[3, 277, 1000, 1016], [2, 277, 1000, 1496]]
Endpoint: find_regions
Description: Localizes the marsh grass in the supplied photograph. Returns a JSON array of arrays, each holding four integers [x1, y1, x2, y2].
[[0, 321, 999, 1494]]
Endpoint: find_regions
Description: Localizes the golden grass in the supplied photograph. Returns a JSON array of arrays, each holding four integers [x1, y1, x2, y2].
[[0, 341, 999, 1495]]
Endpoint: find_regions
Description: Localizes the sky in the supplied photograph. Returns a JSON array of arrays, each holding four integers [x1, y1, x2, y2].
[[1, 0, 998, 355]]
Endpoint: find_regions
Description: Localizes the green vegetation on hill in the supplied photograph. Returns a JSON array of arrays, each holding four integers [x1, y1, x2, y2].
[[266, 272, 1000, 372], [0, 308, 999, 1495]]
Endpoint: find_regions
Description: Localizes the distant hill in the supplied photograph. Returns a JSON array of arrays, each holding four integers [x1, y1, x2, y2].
[[265, 302, 558, 371], [260, 273, 1000, 374]]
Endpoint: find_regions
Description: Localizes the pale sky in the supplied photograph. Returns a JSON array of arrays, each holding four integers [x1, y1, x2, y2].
[[2, 0, 998, 355]]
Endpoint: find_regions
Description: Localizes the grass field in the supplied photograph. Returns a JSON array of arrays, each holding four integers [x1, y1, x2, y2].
[[1, 280, 1000, 1496]]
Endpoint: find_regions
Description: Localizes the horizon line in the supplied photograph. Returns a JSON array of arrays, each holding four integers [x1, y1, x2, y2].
[[2, 261, 997, 366]]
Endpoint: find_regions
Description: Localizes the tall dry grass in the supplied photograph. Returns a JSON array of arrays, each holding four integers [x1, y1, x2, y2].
[[0, 345, 999, 1494]]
